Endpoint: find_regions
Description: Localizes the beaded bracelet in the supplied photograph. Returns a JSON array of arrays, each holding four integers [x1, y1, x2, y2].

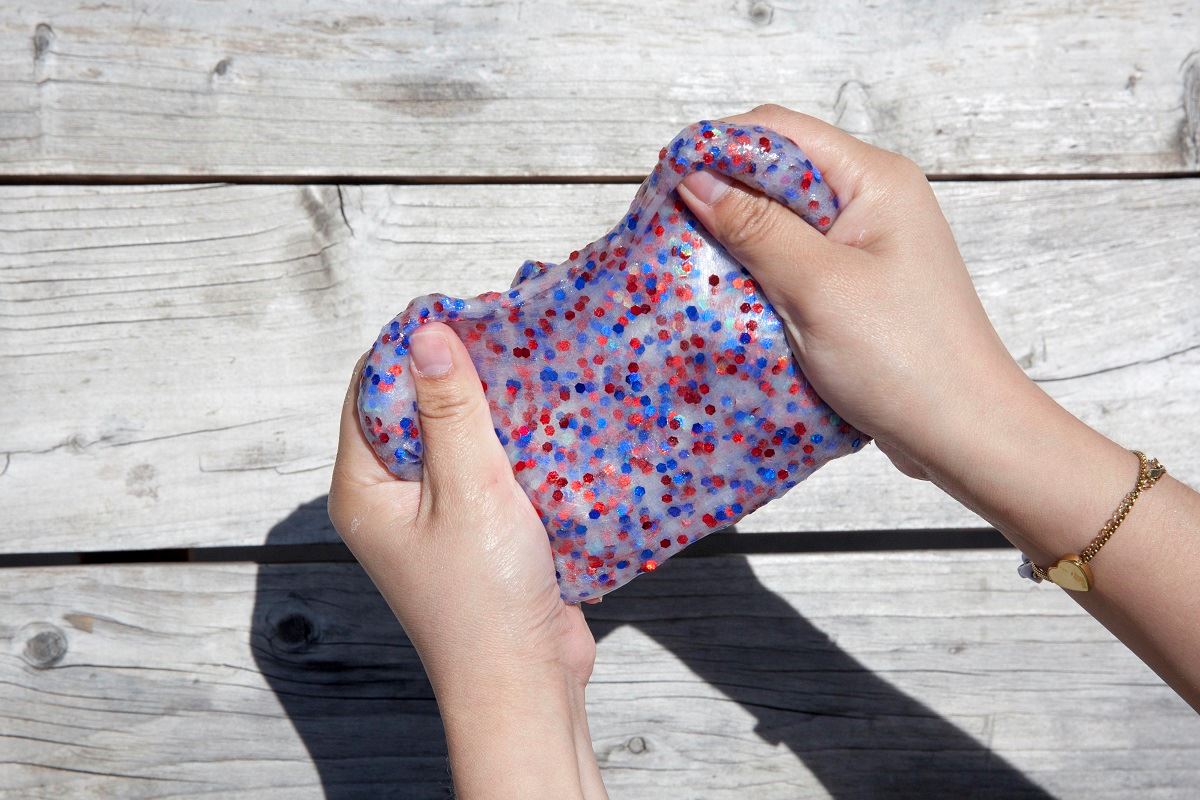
[[1018, 450, 1167, 591]]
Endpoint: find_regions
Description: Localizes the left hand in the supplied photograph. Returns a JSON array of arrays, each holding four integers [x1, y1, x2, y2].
[[327, 321, 596, 697]]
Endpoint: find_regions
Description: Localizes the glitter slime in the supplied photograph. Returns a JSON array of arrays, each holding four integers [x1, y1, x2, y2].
[[359, 121, 866, 603]]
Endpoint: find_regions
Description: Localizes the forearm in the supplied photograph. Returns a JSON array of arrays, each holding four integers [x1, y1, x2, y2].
[[917, 372, 1200, 710], [435, 662, 604, 799]]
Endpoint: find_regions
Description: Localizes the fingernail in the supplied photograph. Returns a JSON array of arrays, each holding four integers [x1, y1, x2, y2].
[[408, 326, 453, 377], [681, 169, 733, 206]]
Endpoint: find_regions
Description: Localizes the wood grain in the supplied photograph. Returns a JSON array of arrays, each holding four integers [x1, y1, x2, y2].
[[0, 553, 1196, 799], [2, 179, 1197, 554], [1, 1, 1198, 177]]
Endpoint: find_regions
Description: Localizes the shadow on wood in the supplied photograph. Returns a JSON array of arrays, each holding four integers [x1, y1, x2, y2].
[[584, 556, 1052, 798], [252, 497, 1051, 798]]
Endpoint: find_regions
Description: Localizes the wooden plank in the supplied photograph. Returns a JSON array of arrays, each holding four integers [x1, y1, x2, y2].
[[1, 2, 1198, 177], [1, 179, 1198, 553], [0, 554, 1196, 798]]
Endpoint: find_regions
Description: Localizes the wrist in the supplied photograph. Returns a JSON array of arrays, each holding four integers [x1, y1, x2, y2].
[[416, 618, 594, 706], [435, 660, 590, 800], [433, 656, 586, 716], [919, 372, 1135, 563]]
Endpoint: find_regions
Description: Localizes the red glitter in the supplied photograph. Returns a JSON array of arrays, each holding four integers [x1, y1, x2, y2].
[[356, 120, 863, 604]]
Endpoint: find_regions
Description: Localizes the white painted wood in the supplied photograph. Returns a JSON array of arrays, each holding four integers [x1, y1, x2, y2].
[[1, 180, 1197, 553], [1, 1, 1197, 177], [0, 555, 1195, 798]]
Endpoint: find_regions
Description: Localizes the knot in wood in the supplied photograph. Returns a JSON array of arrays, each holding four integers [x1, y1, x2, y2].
[[17, 622, 67, 669], [32, 23, 54, 62], [271, 611, 320, 654], [748, 1, 774, 26]]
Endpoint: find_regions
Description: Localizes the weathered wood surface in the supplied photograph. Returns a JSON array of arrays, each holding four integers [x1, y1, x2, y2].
[[1, 553, 1196, 799], [2, 1, 1199, 177], [2, 179, 1197, 554]]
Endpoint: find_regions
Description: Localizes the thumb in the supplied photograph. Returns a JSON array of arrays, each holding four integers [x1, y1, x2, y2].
[[677, 169, 843, 309], [406, 322, 512, 500]]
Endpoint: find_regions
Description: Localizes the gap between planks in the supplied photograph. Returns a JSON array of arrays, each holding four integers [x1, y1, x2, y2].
[[0, 527, 1014, 569], [0, 172, 1198, 187]]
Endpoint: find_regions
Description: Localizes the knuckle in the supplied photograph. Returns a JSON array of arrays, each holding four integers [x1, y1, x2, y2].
[[896, 155, 926, 181], [326, 486, 348, 533], [862, 151, 933, 208], [882, 151, 926, 184], [417, 382, 487, 423], [747, 103, 797, 129], [326, 482, 359, 540], [719, 191, 783, 252], [751, 102, 786, 117]]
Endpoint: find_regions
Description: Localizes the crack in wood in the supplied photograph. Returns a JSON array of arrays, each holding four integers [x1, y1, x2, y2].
[[196, 459, 334, 476], [0, 761, 188, 783], [1183, 49, 1200, 168], [1033, 342, 1200, 383], [335, 185, 355, 238], [0, 732, 113, 750], [0, 311, 256, 333], [108, 416, 294, 449], [1, 260, 337, 303]]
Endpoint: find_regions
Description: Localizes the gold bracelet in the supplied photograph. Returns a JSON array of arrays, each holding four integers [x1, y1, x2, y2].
[[1022, 450, 1166, 592]]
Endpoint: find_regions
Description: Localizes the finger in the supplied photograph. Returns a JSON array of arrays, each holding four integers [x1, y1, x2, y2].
[[333, 350, 396, 488], [677, 104, 924, 324], [677, 167, 844, 300], [677, 104, 881, 282], [721, 105, 934, 250], [406, 322, 512, 500], [720, 104, 889, 209]]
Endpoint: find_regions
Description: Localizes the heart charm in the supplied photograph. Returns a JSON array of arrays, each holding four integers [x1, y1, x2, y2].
[[358, 120, 868, 603], [1046, 555, 1093, 592]]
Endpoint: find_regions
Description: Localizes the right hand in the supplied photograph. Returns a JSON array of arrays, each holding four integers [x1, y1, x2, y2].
[[676, 104, 1033, 482], [674, 110, 1200, 715]]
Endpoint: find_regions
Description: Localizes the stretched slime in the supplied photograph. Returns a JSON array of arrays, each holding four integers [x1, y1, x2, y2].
[[358, 121, 866, 602]]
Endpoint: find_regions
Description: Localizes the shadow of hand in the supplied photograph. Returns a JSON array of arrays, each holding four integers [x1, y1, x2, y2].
[[251, 497, 1050, 799]]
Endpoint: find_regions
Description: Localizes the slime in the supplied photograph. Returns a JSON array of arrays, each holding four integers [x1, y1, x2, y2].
[[358, 121, 866, 603]]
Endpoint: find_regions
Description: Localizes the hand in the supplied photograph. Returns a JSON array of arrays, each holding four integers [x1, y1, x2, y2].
[[676, 104, 1031, 483], [674, 103, 1116, 537], [328, 322, 605, 799], [677, 105, 1200, 711]]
